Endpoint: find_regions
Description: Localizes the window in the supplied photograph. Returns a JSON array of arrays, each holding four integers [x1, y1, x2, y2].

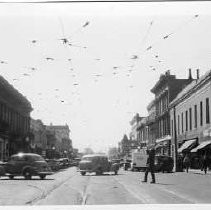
[[206, 98, 210, 124], [200, 101, 203, 126], [194, 105, 197, 128], [178, 115, 180, 135], [185, 110, 188, 131], [181, 112, 184, 133], [189, 108, 192, 130], [171, 119, 174, 136]]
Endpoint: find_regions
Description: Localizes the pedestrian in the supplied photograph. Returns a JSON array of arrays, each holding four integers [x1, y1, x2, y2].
[[201, 152, 209, 174], [142, 148, 156, 184], [183, 153, 191, 173]]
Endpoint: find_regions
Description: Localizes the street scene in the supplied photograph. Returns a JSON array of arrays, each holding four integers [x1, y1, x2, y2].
[[1, 0, 211, 206], [0, 166, 211, 205]]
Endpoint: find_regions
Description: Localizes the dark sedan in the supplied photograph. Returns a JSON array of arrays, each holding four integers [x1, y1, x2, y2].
[[4, 153, 53, 180]]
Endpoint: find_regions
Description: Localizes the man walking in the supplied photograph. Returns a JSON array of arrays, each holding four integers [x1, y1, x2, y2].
[[142, 148, 156, 184]]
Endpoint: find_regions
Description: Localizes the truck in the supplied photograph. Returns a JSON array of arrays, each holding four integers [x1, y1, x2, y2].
[[131, 148, 148, 171]]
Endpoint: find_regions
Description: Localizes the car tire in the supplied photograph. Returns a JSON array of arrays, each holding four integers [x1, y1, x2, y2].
[[9, 175, 14, 180], [81, 172, 86, 176], [40, 175, 46, 180], [23, 169, 32, 180]]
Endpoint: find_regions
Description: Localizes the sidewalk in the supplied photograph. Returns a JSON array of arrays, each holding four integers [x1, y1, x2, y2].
[[188, 168, 211, 175]]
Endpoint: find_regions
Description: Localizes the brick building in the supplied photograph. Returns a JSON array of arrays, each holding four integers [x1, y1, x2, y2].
[[46, 124, 72, 157], [0, 76, 32, 160], [170, 69, 211, 169], [30, 119, 48, 156], [151, 70, 193, 156]]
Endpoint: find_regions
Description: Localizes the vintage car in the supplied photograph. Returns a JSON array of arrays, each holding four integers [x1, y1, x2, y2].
[[4, 153, 53, 180], [79, 154, 119, 176], [45, 159, 61, 171]]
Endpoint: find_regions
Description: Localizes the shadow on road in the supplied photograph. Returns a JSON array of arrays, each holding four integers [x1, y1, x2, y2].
[[154, 182, 174, 186]]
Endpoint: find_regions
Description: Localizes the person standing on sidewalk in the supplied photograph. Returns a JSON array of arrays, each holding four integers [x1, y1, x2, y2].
[[201, 152, 209, 174], [142, 148, 156, 184], [183, 153, 191, 173]]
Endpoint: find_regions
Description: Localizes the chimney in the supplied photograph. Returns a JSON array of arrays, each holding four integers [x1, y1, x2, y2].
[[188, 68, 193, 80], [196, 69, 200, 79]]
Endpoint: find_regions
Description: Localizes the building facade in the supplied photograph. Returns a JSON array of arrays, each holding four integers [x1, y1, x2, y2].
[[129, 113, 142, 142], [46, 124, 72, 157], [145, 99, 156, 147], [136, 117, 148, 148], [30, 119, 48, 156], [151, 70, 193, 156], [170, 69, 211, 168], [0, 76, 32, 160]]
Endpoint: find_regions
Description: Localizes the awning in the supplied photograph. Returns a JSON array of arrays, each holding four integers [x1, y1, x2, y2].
[[178, 139, 197, 153], [191, 140, 211, 153], [156, 135, 171, 144]]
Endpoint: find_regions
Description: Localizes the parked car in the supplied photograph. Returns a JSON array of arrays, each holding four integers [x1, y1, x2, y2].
[[71, 158, 81, 167], [79, 154, 119, 176], [4, 153, 53, 180], [59, 158, 70, 168], [154, 155, 174, 173], [45, 159, 61, 171]]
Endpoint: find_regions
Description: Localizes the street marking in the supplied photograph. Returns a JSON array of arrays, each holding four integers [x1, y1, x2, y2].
[[113, 176, 156, 203], [153, 185, 197, 203]]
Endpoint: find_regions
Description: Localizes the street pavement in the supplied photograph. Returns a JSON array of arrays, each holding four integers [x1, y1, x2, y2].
[[0, 167, 211, 205]]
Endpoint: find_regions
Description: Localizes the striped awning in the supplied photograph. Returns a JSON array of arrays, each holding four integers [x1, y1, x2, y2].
[[178, 139, 197, 153], [191, 140, 211, 153]]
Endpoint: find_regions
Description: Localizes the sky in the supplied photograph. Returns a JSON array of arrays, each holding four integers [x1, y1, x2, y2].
[[0, 1, 211, 153]]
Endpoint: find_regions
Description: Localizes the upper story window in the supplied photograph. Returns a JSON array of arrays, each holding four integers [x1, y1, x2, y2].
[[194, 105, 197, 128], [206, 97, 210, 124], [181, 112, 184, 133], [200, 101, 203, 126], [189, 108, 192, 130], [185, 110, 188, 131]]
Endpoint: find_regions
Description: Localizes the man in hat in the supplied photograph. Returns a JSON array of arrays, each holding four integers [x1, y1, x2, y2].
[[142, 147, 156, 183]]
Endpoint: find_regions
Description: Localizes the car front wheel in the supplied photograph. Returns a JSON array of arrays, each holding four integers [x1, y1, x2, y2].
[[81, 172, 86, 176], [40, 175, 46, 180], [9, 175, 14, 179]]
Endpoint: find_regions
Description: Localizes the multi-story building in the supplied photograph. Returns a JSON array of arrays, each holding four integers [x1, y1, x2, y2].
[[136, 117, 148, 148], [145, 99, 156, 148], [30, 119, 48, 156], [0, 76, 32, 160], [151, 70, 193, 156], [129, 113, 142, 142], [170, 69, 211, 169], [46, 124, 72, 157]]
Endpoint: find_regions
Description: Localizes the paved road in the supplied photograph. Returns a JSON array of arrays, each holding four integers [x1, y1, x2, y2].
[[0, 167, 211, 205]]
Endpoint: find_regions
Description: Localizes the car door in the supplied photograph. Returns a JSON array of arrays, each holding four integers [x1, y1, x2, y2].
[[13, 155, 28, 174]]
